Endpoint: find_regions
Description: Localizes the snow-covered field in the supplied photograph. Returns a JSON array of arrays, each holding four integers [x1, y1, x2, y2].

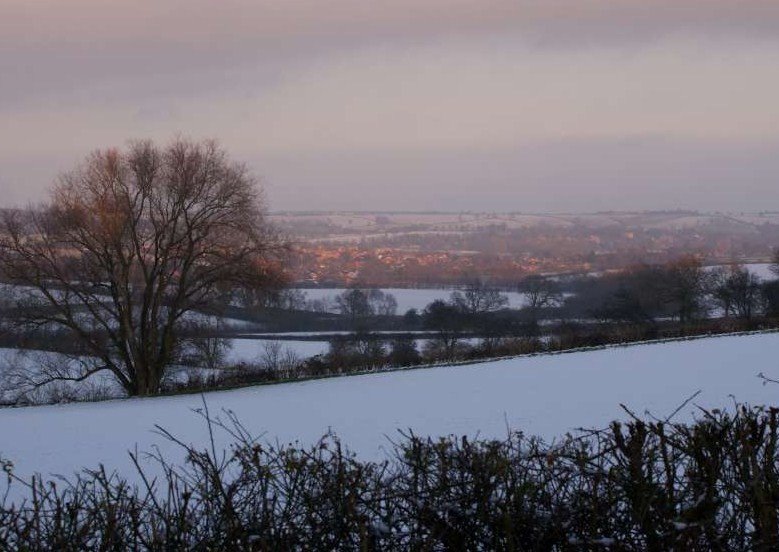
[[743, 263, 774, 280], [226, 338, 330, 363], [1, 332, 777, 493], [709, 262, 774, 280], [225, 336, 482, 364]]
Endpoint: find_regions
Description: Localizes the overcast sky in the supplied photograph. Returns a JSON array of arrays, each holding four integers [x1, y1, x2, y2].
[[2, 1, 778, 211]]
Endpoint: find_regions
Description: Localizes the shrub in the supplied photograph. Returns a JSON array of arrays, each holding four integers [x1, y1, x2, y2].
[[2, 405, 778, 549]]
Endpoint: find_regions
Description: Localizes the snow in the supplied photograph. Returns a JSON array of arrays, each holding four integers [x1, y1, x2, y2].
[[0, 333, 777, 495], [706, 263, 775, 280], [737, 263, 774, 280], [0, 348, 122, 404], [181, 312, 259, 329], [226, 338, 330, 363]]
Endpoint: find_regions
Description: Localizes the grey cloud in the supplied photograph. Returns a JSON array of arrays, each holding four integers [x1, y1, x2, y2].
[[4, 1, 779, 48], [3, 134, 778, 212], [255, 137, 779, 213], [2, 1, 779, 212], [3, 1, 779, 107]]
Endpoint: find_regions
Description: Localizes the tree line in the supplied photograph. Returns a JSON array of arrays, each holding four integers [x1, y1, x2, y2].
[[572, 256, 779, 324]]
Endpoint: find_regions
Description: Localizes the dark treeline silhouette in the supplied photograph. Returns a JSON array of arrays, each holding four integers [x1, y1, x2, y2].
[[2, 404, 778, 549], [567, 256, 778, 325]]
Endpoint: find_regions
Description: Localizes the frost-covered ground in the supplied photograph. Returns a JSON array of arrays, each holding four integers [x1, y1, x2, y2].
[[1, 332, 777, 494]]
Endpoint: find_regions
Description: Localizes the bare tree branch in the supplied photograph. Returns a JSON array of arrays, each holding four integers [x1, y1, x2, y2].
[[0, 138, 287, 396]]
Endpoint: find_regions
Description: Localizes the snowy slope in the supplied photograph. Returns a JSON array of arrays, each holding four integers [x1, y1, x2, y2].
[[0, 333, 777, 491]]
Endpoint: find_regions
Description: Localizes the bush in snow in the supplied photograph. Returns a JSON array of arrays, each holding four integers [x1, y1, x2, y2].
[[2, 404, 779, 549]]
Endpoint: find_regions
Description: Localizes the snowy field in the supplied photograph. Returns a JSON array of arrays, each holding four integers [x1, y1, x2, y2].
[[0, 348, 121, 404], [744, 263, 774, 280], [226, 338, 330, 363], [1, 332, 778, 495]]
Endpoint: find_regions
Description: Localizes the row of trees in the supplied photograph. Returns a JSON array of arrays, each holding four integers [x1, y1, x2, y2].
[[334, 279, 562, 320], [319, 262, 779, 368], [281, 260, 777, 332], [334, 288, 398, 319], [252, 287, 400, 316], [587, 257, 779, 324], [414, 279, 562, 358]]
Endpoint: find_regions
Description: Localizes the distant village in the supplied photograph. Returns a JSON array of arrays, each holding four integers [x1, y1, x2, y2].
[[276, 211, 779, 286]]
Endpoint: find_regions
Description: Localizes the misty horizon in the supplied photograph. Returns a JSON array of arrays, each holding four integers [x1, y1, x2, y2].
[[2, 1, 778, 211]]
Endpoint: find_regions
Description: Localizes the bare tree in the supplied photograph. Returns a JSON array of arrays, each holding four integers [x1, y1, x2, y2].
[[335, 289, 373, 320], [259, 341, 300, 378], [422, 299, 466, 359], [710, 264, 762, 320], [0, 139, 285, 396], [660, 256, 708, 323], [185, 335, 233, 372], [519, 275, 563, 325], [367, 289, 398, 316], [450, 282, 508, 315], [0, 285, 12, 343], [252, 287, 307, 311], [708, 266, 734, 317], [305, 297, 333, 314]]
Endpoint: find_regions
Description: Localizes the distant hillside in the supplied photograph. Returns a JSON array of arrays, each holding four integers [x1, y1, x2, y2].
[[271, 211, 779, 286]]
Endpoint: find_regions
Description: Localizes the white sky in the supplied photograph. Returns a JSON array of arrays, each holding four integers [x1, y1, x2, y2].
[[1, 1, 778, 211]]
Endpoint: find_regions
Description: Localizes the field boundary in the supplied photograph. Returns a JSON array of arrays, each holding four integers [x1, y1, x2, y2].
[[3, 326, 778, 408], [114, 326, 779, 404]]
